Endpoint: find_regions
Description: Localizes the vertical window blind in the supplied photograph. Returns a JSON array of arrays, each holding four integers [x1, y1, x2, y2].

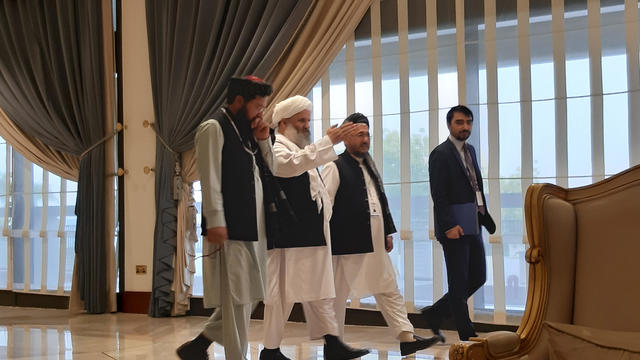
[[189, 0, 639, 326]]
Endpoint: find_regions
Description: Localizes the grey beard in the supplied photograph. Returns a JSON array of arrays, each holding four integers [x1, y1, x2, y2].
[[283, 125, 311, 148]]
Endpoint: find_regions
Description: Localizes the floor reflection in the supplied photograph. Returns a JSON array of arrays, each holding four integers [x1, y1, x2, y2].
[[0, 306, 455, 359]]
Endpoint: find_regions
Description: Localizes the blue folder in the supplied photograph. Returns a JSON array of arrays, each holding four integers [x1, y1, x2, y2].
[[450, 202, 480, 235]]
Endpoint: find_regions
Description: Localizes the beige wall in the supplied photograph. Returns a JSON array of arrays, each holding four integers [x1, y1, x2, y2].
[[121, 0, 156, 292]]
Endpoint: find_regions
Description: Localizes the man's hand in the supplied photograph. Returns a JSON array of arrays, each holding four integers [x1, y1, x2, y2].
[[207, 226, 228, 245], [326, 123, 366, 144], [251, 117, 270, 141], [385, 235, 394, 252], [445, 225, 464, 239]]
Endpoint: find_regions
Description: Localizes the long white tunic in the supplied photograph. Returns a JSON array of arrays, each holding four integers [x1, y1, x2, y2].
[[322, 158, 398, 298], [265, 133, 337, 305], [195, 115, 273, 307]]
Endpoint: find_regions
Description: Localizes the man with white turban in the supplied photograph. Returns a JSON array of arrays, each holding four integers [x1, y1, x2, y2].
[[259, 95, 369, 360]]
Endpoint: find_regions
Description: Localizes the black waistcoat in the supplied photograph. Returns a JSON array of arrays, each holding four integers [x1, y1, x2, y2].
[[330, 152, 396, 255], [202, 108, 258, 241], [270, 171, 326, 249]]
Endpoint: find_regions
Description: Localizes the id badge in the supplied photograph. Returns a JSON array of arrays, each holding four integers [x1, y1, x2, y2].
[[476, 191, 484, 206], [371, 202, 382, 216]]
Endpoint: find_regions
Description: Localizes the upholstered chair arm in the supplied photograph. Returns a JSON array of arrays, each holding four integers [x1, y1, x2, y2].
[[449, 332, 522, 360]]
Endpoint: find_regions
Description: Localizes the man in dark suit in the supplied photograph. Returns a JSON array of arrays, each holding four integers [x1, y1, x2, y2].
[[423, 105, 496, 341]]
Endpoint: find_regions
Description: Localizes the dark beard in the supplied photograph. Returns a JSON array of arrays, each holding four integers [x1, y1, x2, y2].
[[453, 130, 470, 141], [233, 106, 257, 150]]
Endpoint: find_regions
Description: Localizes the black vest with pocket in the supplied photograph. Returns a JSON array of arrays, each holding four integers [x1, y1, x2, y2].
[[202, 108, 258, 241]]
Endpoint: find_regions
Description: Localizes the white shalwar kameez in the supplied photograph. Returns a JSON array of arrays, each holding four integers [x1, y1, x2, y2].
[[263, 133, 340, 348], [322, 157, 414, 339], [195, 117, 272, 360]]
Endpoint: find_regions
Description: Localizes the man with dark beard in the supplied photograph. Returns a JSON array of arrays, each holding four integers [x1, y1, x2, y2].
[[422, 105, 495, 342], [322, 113, 442, 356], [259, 95, 369, 360], [177, 76, 273, 360]]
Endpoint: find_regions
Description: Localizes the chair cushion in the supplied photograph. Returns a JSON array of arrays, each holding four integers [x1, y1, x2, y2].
[[545, 321, 640, 360]]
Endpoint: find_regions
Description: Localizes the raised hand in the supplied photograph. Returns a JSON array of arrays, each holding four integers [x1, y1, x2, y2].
[[251, 116, 270, 141], [326, 123, 367, 144]]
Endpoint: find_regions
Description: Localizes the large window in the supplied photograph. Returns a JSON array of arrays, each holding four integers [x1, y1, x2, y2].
[[0, 137, 77, 293], [188, 0, 639, 326], [305, 0, 638, 324]]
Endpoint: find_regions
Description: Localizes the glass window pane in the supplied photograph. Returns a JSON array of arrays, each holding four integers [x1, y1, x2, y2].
[[0, 196, 5, 231], [0, 143, 6, 196], [601, 2, 626, 94], [65, 190, 77, 231], [30, 194, 43, 232], [0, 237, 6, 289], [504, 243, 528, 311], [66, 180, 78, 193], [474, 242, 493, 311], [567, 97, 592, 186], [47, 237, 60, 290], [478, 102, 489, 175], [603, 93, 629, 175], [411, 183, 431, 307], [13, 238, 24, 290], [64, 233, 74, 291], [501, 179, 524, 238], [532, 100, 556, 180], [382, 114, 401, 183], [385, 184, 403, 295], [437, 0, 458, 110], [49, 174, 61, 193], [30, 238, 42, 290], [499, 103, 522, 178], [33, 166, 43, 194], [47, 193, 61, 231], [330, 47, 347, 122], [410, 113, 429, 182], [311, 84, 323, 144]]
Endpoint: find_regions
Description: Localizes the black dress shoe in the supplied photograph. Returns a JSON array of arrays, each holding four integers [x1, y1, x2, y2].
[[323, 339, 370, 360], [421, 306, 446, 343], [176, 340, 209, 360], [400, 334, 441, 356], [259, 348, 291, 360]]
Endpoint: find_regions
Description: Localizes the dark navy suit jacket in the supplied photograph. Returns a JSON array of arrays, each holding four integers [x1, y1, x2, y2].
[[428, 138, 496, 239]]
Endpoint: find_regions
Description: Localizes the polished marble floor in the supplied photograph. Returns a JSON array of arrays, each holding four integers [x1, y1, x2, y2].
[[0, 306, 462, 359]]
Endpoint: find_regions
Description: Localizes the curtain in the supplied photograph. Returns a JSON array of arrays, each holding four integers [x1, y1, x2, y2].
[[0, 107, 79, 180], [172, 148, 199, 316], [263, 0, 373, 123], [0, 0, 113, 313], [101, 0, 117, 313], [146, 0, 314, 317]]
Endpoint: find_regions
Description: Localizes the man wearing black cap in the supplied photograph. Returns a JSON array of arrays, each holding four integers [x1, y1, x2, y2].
[[322, 113, 442, 356], [177, 76, 273, 360]]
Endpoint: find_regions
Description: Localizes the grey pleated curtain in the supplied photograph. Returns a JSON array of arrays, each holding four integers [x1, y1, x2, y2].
[[146, 0, 314, 317], [0, 1, 109, 313]]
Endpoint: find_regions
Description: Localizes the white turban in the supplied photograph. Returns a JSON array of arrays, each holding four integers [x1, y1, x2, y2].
[[270, 95, 312, 129]]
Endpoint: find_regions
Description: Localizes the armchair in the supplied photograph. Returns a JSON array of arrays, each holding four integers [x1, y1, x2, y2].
[[450, 165, 640, 360]]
